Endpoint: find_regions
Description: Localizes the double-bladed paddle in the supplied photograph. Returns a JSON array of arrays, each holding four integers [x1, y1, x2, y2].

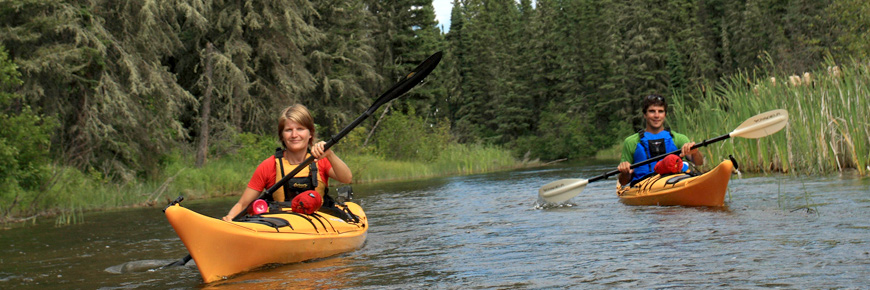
[[162, 51, 442, 268], [538, 109, 789, 203]]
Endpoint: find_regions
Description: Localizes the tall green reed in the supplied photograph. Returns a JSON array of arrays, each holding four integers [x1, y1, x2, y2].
[[20, 151, 252, 225], [671, 59, 869, 175]]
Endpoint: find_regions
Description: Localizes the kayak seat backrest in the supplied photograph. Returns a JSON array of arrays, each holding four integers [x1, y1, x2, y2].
[[665, 174, 693, 185], [269, 198, 358, 223], [240, 216, 292, 229]]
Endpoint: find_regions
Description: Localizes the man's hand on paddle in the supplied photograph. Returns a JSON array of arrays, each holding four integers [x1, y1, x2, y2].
[[680, 142, 704, 166], [617, 161, 632, 186]]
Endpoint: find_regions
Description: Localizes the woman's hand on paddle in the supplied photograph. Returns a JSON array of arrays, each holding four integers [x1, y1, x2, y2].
[[310, 141, 332, 160]]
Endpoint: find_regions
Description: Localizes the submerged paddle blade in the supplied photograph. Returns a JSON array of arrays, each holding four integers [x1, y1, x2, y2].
[[539, 178, 589, 203], [160, 254, 192, 269], [729, 109, 788, 139]]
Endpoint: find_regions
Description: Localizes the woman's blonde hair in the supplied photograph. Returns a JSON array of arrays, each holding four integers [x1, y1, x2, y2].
[[277, 104, 316, 148]]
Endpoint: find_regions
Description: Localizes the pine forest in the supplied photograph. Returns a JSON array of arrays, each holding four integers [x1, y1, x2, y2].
[[2, 0, 869, 220]]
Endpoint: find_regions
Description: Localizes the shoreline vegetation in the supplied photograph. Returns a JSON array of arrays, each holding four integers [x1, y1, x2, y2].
[[0, 142, 540, 227], [2, 61, 870, 225], [4, 58, 870, 228]]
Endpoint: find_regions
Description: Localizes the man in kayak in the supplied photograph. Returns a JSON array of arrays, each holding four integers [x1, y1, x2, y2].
[[617, 94, 703, 187], [222, 104, 353, 221]]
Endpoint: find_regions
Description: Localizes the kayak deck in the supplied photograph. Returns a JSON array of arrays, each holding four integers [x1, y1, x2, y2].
[[165, 202, 367, 283], [617, 160, 734, 207]]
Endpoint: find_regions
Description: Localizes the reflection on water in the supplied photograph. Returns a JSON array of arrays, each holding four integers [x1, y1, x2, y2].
[[1, 159, 869, 289], [202, 257, 358, 290]]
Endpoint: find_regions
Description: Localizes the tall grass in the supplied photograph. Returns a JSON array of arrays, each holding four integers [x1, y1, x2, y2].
[[345, 143, 525, 183], [670, 59, 869, 175], [1, 151, 253, 225]]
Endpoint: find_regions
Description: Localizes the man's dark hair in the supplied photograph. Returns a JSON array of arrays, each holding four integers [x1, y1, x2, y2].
[[641, 94, 667, 113]]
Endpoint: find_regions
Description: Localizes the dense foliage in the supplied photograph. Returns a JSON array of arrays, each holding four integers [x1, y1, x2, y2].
[[0, 45, 56, 217], [1, 0, 868, 189], [445, 0, 868, 159]]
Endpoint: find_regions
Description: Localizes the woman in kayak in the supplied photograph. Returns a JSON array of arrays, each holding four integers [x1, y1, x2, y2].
[[222, 104, 352, 221], [616, 94, 703, 187]]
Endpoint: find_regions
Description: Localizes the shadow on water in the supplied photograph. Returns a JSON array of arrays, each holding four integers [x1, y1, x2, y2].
[[104, 259, 179, 274], [2, 162, 869, 289]]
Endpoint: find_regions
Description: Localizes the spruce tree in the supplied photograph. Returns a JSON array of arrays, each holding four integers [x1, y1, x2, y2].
[[0, 0, 194, 181], [306, 0, 380, 136]]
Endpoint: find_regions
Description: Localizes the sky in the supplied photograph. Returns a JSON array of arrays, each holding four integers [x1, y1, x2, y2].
[[433, 0, 453, 32]]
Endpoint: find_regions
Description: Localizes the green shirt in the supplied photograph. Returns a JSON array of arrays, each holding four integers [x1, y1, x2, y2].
[[620, 131, 691, 163]]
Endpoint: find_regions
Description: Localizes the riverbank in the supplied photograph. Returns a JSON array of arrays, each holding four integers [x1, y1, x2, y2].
[[0, 143, 539, 227], [6, 58, 869, 227]]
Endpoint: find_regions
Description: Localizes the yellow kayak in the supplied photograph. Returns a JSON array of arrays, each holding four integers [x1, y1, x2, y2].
[[164, 201, 367, 283], [617, 159, 734, 207]]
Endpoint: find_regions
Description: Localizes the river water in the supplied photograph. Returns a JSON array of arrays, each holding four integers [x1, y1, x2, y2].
[[2, 160, 869, 289]]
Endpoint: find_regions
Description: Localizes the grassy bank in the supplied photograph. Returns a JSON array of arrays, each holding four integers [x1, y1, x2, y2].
[[669, 59, 869, 175], [1, 143, 529, 226], [345, 143, 526, 183]]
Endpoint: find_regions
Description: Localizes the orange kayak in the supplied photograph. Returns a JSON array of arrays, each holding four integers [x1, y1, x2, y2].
[[617, 159, 734, 206], [164, 201, 367, 283]]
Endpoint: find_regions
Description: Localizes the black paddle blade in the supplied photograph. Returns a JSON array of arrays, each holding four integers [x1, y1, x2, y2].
[[160, 254, 192, 269], [371, 51, 443, 110]]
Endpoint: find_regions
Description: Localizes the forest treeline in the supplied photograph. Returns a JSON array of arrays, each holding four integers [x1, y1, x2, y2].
[[2, 0, 869, 219], [446, 0, 868, 160]]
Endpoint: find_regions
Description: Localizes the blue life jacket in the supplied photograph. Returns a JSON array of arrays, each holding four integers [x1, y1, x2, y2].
[[631, 130, 682, 183]]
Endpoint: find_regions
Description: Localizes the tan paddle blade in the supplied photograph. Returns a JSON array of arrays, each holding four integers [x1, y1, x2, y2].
[[538, 178, 589, 203], [729, 109, 788, 139]]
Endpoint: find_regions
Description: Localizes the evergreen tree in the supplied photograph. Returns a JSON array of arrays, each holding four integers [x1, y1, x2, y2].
[[667, 38, 687, 95], [306, 0, 381, 136], [728, 0, 786, 72], [448, 0, 494, 142], [827, 0, 870, 61], [367, 0, 445, 113], [164, 0, 330, 158], [443, 0, 469, 139], [600, 0, 670, 129], [483, 0, 531, 144], [780, 0, 834, 73], [449, 0, 518, 143], [0, 0, 194, 181], [211, 0, 324, 134], [523, 0, 567, 125], [665, 0, 717, 91], [406, 4, 449, 126]]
